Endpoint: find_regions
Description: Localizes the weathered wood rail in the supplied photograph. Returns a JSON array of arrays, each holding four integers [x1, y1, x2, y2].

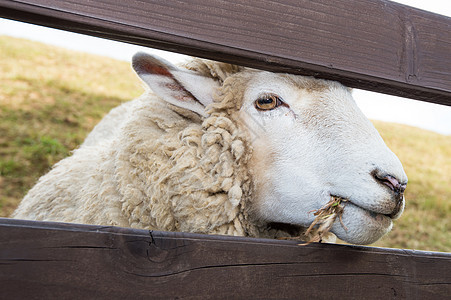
[[0, 0, 450, 106], [1, 218, 450, 299], [0, 0, 450, 298]]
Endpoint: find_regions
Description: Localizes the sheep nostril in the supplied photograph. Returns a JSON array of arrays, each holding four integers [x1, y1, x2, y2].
[[373, 172, 406, 195], [399, 183, 407, 194]]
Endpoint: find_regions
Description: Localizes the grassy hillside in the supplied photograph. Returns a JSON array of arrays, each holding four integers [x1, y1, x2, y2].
[[0, 36, 142, 216], [0, 36, 449, 252]]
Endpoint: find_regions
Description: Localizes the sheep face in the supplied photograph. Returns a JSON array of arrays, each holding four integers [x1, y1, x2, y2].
[[132, 53, 407, 245], [240, 71, 408, 244]]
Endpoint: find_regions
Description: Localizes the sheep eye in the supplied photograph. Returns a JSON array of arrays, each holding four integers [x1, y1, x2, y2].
[[254, 94, 284, 111]]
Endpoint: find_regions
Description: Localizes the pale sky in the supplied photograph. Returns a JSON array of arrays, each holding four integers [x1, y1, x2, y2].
[[0, 0, 450, 135]]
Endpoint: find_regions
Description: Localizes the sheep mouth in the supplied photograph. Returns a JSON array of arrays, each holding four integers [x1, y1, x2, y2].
[[266, 193, 402, 241], [333, 194, 402, 220]]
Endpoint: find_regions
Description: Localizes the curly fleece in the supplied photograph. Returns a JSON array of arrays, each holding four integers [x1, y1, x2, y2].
[[13, 58, 314, 241]]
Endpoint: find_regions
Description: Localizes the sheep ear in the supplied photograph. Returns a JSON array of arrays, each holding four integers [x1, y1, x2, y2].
[[132, 52, 219, 117]]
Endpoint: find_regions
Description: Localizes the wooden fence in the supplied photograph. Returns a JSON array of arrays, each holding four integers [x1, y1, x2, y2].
[[1, 218, 450, 299], [0, 0, 450, 298]]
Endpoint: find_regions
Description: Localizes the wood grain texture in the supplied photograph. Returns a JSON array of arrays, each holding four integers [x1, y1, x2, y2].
[[1, 218, 450, 299], [0, 0, 450, 105]]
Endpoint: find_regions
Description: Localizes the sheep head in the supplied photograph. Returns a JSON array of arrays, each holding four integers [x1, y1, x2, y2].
[[132, 53, 407, 245], [239, 71, 407, 244]]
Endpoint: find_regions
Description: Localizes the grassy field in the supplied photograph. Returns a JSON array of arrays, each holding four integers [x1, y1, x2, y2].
[[1, 36, 449, 252], [0, 36, 142, 216]]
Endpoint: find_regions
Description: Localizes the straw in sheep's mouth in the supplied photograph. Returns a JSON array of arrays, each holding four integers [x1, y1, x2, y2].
[[303, 195, 348, 243], [276, 195, 348, 244]]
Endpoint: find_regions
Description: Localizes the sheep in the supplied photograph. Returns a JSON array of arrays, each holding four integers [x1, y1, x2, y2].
[[13, 53, 408, 245]]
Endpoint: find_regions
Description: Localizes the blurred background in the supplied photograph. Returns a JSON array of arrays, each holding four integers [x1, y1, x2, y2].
[[0, 0, 449, 252]]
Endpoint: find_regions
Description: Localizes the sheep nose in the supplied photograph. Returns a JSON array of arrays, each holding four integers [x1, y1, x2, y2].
[[371, 171, 407, 219], [373, 171, 407, 195]]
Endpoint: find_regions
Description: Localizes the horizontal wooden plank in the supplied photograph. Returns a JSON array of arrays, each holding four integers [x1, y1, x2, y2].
[[0, 0, 450, 106], [0, 218, 450, 298]]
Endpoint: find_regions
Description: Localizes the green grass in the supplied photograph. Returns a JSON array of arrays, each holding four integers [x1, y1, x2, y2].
[[0, 35, 142, 216], [0, 36, 449, 252]]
